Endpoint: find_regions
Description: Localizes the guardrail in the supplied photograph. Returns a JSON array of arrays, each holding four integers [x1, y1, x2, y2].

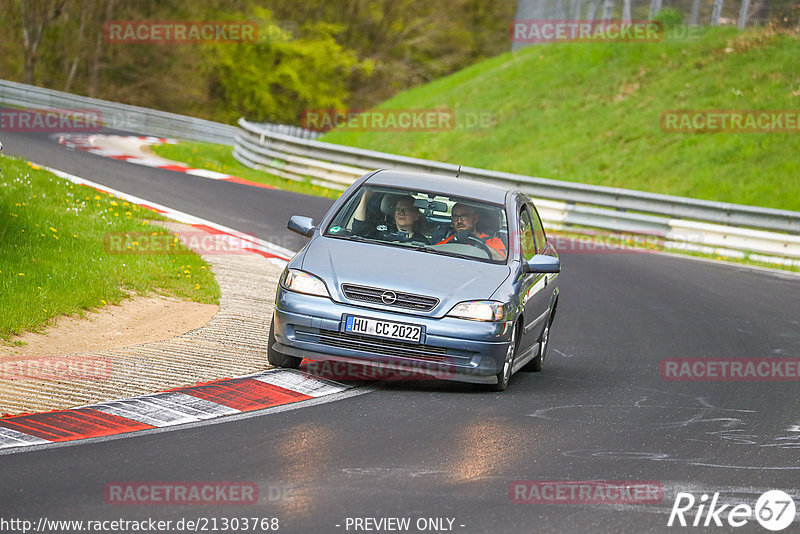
[[0, 79, 319, 145], [234, 118, 800, 265], [1, 80, 796, 266], [0, 80, 238, 144]]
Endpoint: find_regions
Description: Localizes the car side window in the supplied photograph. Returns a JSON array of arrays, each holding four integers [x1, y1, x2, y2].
[[519, 208, 537, 261], [529, 204, 547, 252]]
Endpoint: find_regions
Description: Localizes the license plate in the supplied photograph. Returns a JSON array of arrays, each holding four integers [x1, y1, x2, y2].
[[345, 315, 422, 343]]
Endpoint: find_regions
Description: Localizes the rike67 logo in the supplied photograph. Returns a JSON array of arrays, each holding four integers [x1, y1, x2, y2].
[[668, 490, 796, 531]]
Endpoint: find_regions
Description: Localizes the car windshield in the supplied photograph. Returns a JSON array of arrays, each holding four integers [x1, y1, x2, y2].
[[324, 185, 508, 263]]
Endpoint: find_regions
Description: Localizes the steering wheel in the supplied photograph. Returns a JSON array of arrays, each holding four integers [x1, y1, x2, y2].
[[454, 232, 494, 258]]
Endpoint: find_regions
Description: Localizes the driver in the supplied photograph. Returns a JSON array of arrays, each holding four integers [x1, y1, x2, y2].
[[437, 203, 506, 259]]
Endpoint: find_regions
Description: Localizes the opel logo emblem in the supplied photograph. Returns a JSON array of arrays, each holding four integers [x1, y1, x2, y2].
[[381, 291, 397, 304]]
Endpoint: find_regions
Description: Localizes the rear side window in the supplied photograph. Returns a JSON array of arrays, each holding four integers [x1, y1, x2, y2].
[[519, 208, 537, 260], [530, 204, 547, 252]]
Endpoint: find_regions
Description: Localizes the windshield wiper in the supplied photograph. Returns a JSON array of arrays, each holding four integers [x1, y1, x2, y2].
[[408, 244, 478, 261]]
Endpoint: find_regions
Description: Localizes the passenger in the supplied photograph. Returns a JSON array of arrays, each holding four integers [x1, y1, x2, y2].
[[353, 191, 430, 243], [436, 202, 506, 259]]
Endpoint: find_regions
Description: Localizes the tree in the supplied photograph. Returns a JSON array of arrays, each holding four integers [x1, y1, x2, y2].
[[205, 14, 372, 123], [19, 0, 66, 84]]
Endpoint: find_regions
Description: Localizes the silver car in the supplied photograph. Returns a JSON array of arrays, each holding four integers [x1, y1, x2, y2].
[[268, 170, 560, 390]]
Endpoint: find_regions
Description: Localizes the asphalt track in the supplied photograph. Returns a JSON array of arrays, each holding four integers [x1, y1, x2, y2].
[[2, 129, 799, 534]]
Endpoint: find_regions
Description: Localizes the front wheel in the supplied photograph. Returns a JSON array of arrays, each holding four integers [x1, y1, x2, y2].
[[489, 323, 517, 391], [267, 319, 302, 369]]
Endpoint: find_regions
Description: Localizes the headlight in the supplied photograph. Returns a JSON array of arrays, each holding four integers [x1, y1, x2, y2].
[[446, 301, 506, 321], [280, 269, 330, 297]]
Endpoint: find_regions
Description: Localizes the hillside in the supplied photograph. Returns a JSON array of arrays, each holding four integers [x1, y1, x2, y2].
[[321, 26, 800, 211]]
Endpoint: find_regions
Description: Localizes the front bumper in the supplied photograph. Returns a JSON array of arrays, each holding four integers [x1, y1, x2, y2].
[[273, 288, 513, 384]]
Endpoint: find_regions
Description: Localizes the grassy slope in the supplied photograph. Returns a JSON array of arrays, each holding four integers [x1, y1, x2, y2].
[[0, 156, 220, 340], [321, 27, 800, 211]]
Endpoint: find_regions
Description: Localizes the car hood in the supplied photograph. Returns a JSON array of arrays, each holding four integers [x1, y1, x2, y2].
[[299, 237, 511, 316]]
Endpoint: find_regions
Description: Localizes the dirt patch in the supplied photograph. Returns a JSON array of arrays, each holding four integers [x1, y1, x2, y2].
[[0, 296, 218, 359]]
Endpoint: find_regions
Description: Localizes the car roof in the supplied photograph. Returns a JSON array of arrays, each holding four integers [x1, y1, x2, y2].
[[365, 170, 509, 204]]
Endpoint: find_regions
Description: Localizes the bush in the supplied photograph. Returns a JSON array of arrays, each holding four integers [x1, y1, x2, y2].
[[654, 8, 683, 28]]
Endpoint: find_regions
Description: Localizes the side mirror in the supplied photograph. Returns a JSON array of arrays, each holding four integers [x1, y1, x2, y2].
[[523, 254, 560, 273], [287, 215, 316, 238]]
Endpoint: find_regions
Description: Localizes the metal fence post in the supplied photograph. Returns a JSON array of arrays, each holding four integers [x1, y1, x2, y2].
[[690, 0, 701, 24], [737, 0, 750, 28], [710, 0, 724, 25], [601, 0, 615, 22]]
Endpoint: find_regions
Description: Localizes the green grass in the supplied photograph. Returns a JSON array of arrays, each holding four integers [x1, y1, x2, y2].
[[0, 155, 220, 341], [321, 26, 800, 211], [151, 140, 342, 199]]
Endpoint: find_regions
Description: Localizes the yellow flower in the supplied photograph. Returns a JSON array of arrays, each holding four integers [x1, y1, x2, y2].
[[101, 299, 106, 305], [50, 227, 57, 232], [111, 201, 118, 206], [95, 195, 101, 200], [114, 213, 119, 217], [18, 273, 24, 276], [195, 284, 200, 289]]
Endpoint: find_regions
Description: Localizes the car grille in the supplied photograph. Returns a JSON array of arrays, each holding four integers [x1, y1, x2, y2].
[[314, 330, 449, 362], [341, 284, 439, 312]]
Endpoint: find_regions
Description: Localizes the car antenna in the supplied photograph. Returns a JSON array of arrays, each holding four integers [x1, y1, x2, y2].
[[456, 165, 461, 178]]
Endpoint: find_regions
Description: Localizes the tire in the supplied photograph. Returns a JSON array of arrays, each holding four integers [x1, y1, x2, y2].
[[523, 318, 550, 372], [489, 323, 517, 391], [267, 319, 302, 369]]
